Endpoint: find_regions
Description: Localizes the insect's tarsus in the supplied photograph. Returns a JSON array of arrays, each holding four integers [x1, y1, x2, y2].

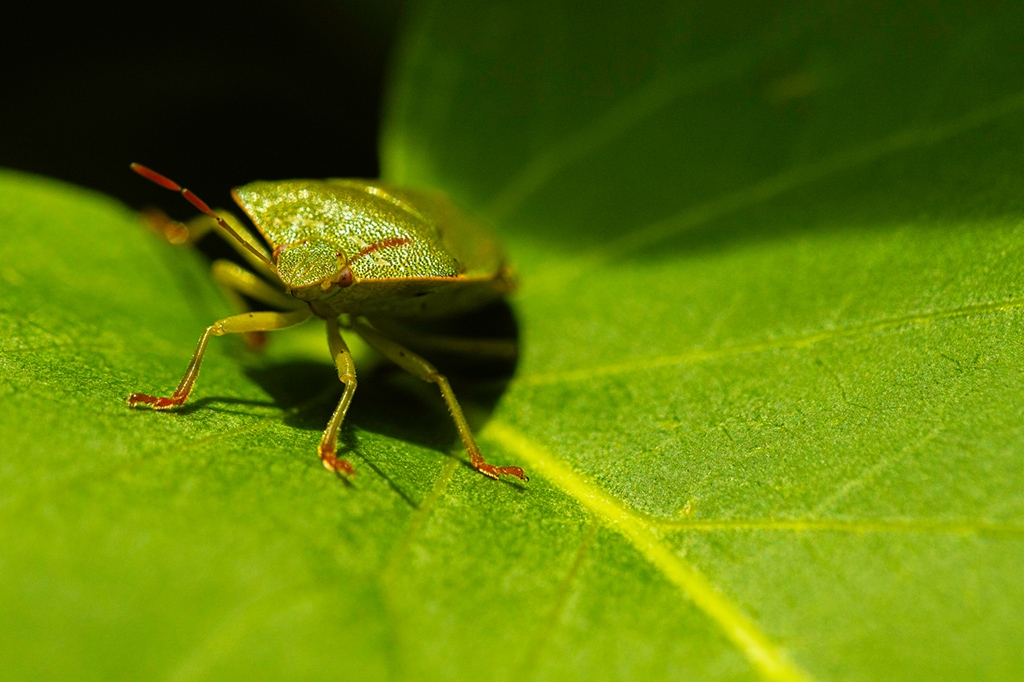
[[130, 163, 274, 270]]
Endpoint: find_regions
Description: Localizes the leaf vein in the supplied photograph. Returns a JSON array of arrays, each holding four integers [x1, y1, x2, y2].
[[515, 521, 599, 681], [649, 517, 1024, 537], [485, 24, 804, 221], [484, 421, 815, 682], [516, 296, 1024, 387], [529, 85, 1024, 291], [382, 458, 458, 584]]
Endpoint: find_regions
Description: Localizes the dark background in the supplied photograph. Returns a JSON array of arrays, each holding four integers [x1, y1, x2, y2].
[[2, 0, 403, 213]]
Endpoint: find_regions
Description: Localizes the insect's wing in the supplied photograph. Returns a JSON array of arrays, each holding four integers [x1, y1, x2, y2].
[[232, 179, 514, 318], [231, 180, 462, 287], [368, 183, 509, 281]]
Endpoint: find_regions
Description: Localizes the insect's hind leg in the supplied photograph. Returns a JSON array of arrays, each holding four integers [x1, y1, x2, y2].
[[366, 317, 518, 360], [318, 317, 358, 476], [127, 308, 312, 410], [347, 318, 527, 482]]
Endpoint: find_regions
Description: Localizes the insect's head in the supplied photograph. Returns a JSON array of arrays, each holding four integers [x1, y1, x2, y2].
[[271, 238, 357, 300], [272, 236, 416, 300]]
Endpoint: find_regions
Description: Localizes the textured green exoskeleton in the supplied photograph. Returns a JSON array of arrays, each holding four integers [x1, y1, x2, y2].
[[127, 165, 526, 482]]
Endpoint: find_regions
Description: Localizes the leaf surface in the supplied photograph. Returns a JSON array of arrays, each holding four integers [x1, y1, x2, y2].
[[3, 0, 1024, 680]]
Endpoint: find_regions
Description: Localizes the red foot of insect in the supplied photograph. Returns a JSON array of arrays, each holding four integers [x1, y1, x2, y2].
[[319, 448, 355, 476], [127, 393, 185, 410], [471, 454, 528, 482]]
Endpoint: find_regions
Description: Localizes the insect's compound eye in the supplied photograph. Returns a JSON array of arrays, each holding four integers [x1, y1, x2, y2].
[[336, 267, 354, 288]]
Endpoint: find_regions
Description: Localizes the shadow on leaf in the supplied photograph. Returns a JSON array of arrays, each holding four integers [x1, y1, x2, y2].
[[242, 301, 521, 456]]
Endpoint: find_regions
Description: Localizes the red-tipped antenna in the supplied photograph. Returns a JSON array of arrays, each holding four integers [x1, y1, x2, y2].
[[130, 163, 273, 269]]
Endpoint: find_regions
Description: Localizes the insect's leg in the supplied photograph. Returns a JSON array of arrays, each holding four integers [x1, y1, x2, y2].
[[318, 317, 358, 475], [212, 260, 300, 310], [127, 308, 312, 410], [348, 319, 527, 482], [365, 317, 517, 360], [211, 259, 305, 350], [139, 208, 196, 245]]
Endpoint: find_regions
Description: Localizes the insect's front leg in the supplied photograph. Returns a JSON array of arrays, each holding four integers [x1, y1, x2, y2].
[[211, 260, 304, 351], [347, 318, 527, 482], [318, 316, 358, 476], [127, 308, 312, 409]]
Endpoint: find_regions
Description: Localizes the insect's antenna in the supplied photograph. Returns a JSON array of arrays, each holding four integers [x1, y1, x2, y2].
[[130, 163, 274, 269]]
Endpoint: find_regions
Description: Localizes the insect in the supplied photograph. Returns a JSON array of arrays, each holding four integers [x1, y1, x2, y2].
[[126, 163, 527, 482]]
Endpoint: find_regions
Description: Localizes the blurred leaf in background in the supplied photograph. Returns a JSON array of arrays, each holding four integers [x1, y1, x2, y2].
[[3, 0, 1024, 680], [0, 0, 400, 202]]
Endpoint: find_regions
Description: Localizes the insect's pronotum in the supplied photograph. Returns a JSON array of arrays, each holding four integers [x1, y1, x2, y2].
[[126, 164, 527, 482]]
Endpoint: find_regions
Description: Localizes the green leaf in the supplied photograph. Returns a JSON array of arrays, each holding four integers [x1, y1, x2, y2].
[[3, 1, 1024, 681]]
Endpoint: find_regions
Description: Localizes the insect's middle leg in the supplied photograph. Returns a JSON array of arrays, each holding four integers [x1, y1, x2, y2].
[[348, 318, 527, 482], [211, 260, 301, 311], [318, 317, 358, 476], [127, 308, 312, 409]]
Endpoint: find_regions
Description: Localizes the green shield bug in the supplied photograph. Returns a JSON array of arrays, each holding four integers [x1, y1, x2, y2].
[[126, 163, 527, 482]]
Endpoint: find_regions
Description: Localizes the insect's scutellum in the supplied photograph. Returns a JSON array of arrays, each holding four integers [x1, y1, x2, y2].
[[126, 163, 527, 483]]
